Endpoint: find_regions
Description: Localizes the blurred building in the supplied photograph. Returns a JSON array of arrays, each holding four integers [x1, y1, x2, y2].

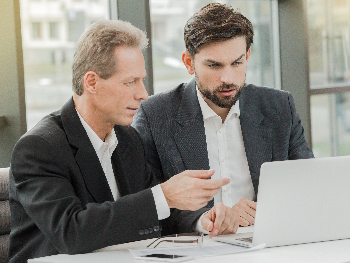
[[19, 0, 109, 128], [21, 0, 108, 65]]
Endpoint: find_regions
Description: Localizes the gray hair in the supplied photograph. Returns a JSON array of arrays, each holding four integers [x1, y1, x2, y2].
[[72, 20, 148, 95]]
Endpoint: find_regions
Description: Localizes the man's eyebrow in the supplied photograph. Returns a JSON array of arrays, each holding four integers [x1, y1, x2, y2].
[[124, 75, 146, 80], [233, 54, 245, 62], [203, 59, 222, 64], [203, 53, 246, 65]]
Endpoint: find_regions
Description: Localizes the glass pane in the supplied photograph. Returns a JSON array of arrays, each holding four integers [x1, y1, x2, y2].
[[20, 0, 110, 130], [49, 22, 59, 39], [311, 94, 331, 157], [307, 0, 350, 88], [311, 92, 350, 157], [307, 0, 350, 157], [32, 22, 42, 39], [150, 0, 279, 94]]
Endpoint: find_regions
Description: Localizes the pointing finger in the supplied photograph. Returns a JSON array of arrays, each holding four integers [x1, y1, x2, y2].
[[187, 169, 215, 179], [199, 178, 230, 190]]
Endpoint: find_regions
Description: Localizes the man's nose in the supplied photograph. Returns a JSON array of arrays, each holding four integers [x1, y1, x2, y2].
[[220, 67, 235, 84], [135, 80, 148, 101]]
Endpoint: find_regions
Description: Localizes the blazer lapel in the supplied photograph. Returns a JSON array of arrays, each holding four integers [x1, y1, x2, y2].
[[61, 98, 114, 203], [110, 128, 129, 197], [239, 86, 272, 194], [173, 79, 210, 170]]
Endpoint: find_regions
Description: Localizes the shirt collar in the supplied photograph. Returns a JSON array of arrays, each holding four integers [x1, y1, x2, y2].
[[75, 109, 118, 156], [196, 85, 240, 121]]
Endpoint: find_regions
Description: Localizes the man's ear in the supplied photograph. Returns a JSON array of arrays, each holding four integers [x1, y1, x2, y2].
[[83, 71, 98, 94], [246, 48, 251, 62], [182, 51, 195, 75]]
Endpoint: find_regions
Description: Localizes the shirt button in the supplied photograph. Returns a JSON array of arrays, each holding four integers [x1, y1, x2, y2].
[[139, 230, 144, 235], [154, 226, 160, 232], [148, 228, 153, 234], [144, 229, 150, 235]]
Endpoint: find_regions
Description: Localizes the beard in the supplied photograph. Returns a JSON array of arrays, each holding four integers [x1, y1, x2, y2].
[[196, 74, 245, 109]]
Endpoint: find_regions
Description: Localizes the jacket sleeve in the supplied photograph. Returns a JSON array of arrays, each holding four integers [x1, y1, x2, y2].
[[133, 104, 164, 175], [287, 93, 314, 159], [10, 134, 161, 255], [133, 105, 210, 236]]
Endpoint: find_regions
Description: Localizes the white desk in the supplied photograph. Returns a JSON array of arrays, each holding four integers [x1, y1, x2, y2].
[[28, 226, 350, 263]]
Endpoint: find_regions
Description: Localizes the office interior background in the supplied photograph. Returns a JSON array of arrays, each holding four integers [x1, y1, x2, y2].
[[1, 0, 350, 168]]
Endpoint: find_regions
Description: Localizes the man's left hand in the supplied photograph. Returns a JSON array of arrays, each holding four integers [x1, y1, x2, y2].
[[200, 202, 240, 237]]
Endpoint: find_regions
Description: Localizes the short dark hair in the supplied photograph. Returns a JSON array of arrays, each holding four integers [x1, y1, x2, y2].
[[184, 3, 254, 57]]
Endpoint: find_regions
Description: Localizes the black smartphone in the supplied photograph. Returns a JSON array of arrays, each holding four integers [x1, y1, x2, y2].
[[135, 254, 193, 262]]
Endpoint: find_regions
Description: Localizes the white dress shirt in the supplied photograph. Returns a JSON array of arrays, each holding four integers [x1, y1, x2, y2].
[[76, 109, 170, 220], [196, 87, 255, 207], [195, 87, 255, 233]]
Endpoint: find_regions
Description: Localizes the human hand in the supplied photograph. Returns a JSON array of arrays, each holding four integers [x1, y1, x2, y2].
[[160, 170, 229, 211], [201, 202, 239, 237], [232, 198, 257, 227]]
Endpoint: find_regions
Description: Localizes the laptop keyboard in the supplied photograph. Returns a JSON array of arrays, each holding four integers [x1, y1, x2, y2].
[[237, 237, 253, 243]]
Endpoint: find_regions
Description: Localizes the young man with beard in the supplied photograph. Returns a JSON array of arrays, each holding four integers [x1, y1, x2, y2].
[[133, 3, 314, 231]]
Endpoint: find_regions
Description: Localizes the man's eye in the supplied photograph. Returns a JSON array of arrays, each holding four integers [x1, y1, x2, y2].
[[126, 80, 136, 86], [233, 61, 243, 66], [208, 64, 220, 68]]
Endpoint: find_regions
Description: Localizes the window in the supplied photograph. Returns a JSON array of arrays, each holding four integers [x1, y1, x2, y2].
[[20, 0, 110, 130], [32, 22, 42, 39], [49, 22, 59, 39], [307, 0, 350, 157]]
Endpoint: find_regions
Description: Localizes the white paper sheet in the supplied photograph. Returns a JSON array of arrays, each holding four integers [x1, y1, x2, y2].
[[129, 243, 265, 258]]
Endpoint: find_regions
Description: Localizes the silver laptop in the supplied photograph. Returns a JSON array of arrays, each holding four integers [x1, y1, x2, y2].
[[213, 156, 350, 248]]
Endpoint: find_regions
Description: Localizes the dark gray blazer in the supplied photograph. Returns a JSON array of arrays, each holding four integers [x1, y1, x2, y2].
[[132, 79, 314, 196], [9, 98, 205, 263]]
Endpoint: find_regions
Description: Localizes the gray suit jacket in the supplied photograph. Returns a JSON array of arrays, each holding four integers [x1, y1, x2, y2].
[[9, 98, 205, 263], [132, 79, 314, 196]]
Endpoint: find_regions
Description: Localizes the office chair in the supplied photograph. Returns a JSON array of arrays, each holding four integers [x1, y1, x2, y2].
[[0, 168, 10, 263]]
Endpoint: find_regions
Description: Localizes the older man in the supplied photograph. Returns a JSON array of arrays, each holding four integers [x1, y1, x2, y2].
[[133, 3, 314, 230], [9, 20, 237, 263]]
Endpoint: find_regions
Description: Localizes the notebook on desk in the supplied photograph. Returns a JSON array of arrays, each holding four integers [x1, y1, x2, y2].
[[213, 156, 350, 248]]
